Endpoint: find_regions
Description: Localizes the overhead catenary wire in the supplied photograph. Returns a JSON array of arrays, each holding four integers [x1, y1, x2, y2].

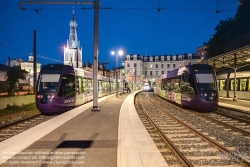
[[100, 10, 116, 44], [145, 0, 162, 56], [177, 1, 236, 51], [0, 28, 32, 38], [144, 12, 160, 56], [0, 43, 31, 55], [0, 37, 34, 43], [0, 43, 63, 63], [25, 3, 68, 36]]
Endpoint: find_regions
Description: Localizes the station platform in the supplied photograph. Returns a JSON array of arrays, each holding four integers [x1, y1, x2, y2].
[[219, 97, 250, 112], [0, 91, 168, 167]]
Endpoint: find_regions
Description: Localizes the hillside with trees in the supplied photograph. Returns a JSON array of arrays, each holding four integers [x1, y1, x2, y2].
[[206, 0, 250, 59]]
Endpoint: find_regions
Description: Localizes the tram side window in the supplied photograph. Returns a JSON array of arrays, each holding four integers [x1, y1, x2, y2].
[[102, 81, 106, 91], [106, 81, 111, 91], [219, 80, 226, 90], [171, 77, 181, 93], [82, 78, 87, 92], [88, 79, 93, 92], [113, 82, 116, 90], [98, 80, 102, 91], [77, 77, 83, 94], [240, 79, 247, 91], [58, 74, 76, 97], [230, 79, 238, 91], [104, 81, 109, 90], [161, 79, 168, 90], [248, 79, 250, 91], [180, 74, 195, 94]]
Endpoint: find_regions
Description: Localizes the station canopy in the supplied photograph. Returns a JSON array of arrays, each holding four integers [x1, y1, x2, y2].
[[200, 45, 250, 71]]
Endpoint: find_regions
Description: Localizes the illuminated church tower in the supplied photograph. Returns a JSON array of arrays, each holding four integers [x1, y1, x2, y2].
[[64, 9, 82, 68]]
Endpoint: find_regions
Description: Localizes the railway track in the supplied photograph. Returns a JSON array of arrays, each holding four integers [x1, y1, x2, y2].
[[135, 92, 250, 167], [0, 114, 56, 142]]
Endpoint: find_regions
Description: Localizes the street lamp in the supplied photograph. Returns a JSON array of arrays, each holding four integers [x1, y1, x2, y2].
[[111, 50, 124, 98]]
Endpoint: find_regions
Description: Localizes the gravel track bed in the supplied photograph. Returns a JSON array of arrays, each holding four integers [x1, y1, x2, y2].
[[136, 92, 250, 166], [0, 114, 56, 142]]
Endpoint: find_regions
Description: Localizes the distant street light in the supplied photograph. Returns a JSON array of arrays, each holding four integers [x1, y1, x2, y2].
[[111, 50, 124, 98]]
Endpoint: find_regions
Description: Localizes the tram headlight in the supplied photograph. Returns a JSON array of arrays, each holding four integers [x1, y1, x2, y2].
[[200, 92, 217, 101], [48, 94, 55, 102]]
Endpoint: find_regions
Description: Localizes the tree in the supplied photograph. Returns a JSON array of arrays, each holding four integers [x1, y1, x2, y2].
[[206, 0, 250, 59], [5, 66, 26, 96]]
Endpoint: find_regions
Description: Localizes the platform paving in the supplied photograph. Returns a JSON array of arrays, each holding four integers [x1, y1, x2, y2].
[[0, 94, 125, 167], [219, 97, 250, 112]]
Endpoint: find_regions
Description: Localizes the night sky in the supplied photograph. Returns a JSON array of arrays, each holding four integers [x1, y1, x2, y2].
[[0, 0, 238, 69]]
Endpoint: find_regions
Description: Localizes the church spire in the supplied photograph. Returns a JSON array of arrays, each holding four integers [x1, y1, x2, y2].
[[72, 7, 75, 21], [68, 8, 78, 49], [64, 8, 83, 68]]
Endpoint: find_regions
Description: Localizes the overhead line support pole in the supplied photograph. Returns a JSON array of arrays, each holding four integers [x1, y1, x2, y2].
[[233, 53, 237, 101], [92, 0, 100, 111], [116, 53, 118, 98], [33, 30, 37, 94]]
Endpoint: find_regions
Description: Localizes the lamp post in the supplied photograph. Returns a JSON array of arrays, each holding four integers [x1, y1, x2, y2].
[[28, 69, 31, 93], [111, 50, 124, 98], [134, 64, 136, 90]]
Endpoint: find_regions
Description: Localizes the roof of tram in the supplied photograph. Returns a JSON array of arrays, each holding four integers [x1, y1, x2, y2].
[[200, 45, 250, 70]]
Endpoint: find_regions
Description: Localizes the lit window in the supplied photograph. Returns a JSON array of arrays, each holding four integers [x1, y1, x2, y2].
[[230, 79, 238, 91], [150, 64, 153, 68], [248, 79, 250, 91], [240, 79, 247, 91], [219, 80, 226, 90]]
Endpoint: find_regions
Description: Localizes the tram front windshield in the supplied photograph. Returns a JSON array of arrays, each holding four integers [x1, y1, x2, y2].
[[38, 74, 60, 93], [194, 70, 217, 91]]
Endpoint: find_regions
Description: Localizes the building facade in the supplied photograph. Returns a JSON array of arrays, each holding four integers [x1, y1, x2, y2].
[[6, 56, 41, 74], [196, 42, 207, 60], [5, 56, 41, 87], [124, 54, 201, 84], [64, 9, 83, 68]]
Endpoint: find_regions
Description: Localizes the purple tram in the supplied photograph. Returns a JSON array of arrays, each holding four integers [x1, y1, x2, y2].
[[36, 64, 116, 113], [155, 64, 218, 111]]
